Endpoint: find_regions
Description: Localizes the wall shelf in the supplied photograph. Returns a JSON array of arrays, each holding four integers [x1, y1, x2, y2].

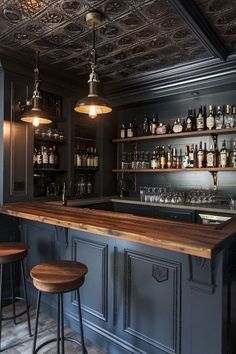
[[34, 168, 67, 173], [112, 127, 236, 143], [112, 168, 236, 173]]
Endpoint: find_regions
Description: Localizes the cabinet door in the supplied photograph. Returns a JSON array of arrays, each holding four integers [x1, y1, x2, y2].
[[68, 230, 115, 332], [115, 240, 181, 354]]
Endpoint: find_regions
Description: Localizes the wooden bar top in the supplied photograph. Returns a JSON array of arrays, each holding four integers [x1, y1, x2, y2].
[[0, 202, 236, 259]]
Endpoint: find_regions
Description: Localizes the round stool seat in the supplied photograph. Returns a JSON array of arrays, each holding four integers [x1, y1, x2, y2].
[[0, 242, 28, 264], [30, 261, 88, 294]]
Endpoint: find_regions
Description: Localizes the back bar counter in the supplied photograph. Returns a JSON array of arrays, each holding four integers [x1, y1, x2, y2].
[[0, 201, 236, 354]]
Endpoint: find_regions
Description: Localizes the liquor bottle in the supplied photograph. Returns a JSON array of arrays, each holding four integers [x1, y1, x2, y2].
[[94, 148, 99, 168], [53, 146, 58, 168], [219, 140, 228, 168], [182, 145, 189, 168], [206, 105, 215, 130], [172, 118, 183, 133], [151, 150, 158, 169], [86, 147, 90, 167], [82, 146, 87, 167], [48, 147, 55, 169], [171, 148, 177, 168], [142, 114, 149, 136], [36, 147, 42, 168], [224, 105, 234, 128], [76, 145, 82, 167], [232, 106, 236, 128], [33, 148, 37, 168], [197, 141, 204, 168], [186, 109, 193, 131], [42, 145, 49, 169], [151, 114, 158, 135], [230, 142, 236, 168], [188, 144, 195, 168], [90, 146, 94, 167], [166, 145, 172, 168], [203, 142, 207, 167], [206, 145, 217, 168], [215, 106, 224, 129], [87, 176, 92, 194], [196, 106, 204, 131], [127, 122, 134, 138], [160, 146, 166, 169], [120, 124, 126, 138]]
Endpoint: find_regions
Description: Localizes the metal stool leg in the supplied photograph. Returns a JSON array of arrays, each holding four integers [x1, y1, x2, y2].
[[10, 264, 16, 325], [59, 293, 65, 354], [21, 260, 32, 337], [77, 289, 87, 354], [0, 265, 3, 352], [32, 291, 41, 354], [57, 294, 60, 354]]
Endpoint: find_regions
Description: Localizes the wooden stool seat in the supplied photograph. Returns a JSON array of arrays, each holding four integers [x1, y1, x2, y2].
[[0, 242, 28, 264], [30, 261, 88, 294]]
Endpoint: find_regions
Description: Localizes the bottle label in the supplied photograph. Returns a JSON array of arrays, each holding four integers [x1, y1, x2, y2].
[[173, 124, 183, 133], [151, 123, 157, 135], [206, 152, 214, 167], [76, 155, 81, 167], [220, 152, 227, 167], [151, 159, 158, 169], [37, 155, 42, 165], [127, 129, 133, 138], [120, 130, 125, 138], [197, 116, 204, 130], [43, 153, 48, 164], [49, 154, 55, 165], [198, 152, 204, 168], [186, 118, 192, 131]]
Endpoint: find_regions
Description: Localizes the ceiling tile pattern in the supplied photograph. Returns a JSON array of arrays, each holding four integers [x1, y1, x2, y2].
[[195, 0, 236, 52], [0, 0, 219, 83]]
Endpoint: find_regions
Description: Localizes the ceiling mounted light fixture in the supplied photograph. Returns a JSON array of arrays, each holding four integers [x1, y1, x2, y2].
[[74, 10, 112, 119], [21, 51, 52, 127]]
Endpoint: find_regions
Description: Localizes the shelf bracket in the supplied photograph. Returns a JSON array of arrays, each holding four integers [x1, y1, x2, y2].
[[210, 171, 218, 190]]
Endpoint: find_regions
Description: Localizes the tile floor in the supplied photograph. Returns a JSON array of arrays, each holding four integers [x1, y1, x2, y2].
[[1, 304, 108, 354]]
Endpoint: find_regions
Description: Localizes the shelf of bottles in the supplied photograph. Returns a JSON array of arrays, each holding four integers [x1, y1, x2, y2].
[[113, 105, 236, 143], [73, 138, 99, 197]]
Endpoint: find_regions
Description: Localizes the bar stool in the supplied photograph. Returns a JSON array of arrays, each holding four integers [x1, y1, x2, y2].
[[30, 260, 88, 354], [0, 242, 32, 351]]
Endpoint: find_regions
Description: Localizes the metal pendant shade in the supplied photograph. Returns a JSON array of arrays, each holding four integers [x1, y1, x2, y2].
[[74, 11, 112, 119], [21, 51, 52, 127]]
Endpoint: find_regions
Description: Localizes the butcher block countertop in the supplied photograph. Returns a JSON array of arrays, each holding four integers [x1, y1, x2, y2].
[[0, 202, 236, 259]]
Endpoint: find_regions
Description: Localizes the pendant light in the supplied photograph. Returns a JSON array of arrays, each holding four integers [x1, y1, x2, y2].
[[74, 11, 112, 119], [21, 51, 52, 127]]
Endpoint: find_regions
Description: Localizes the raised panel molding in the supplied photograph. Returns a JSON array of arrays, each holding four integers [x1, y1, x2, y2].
[[71, 237, 108, 321], [124, 250, 181, 354], [188, 255, 215, 294]]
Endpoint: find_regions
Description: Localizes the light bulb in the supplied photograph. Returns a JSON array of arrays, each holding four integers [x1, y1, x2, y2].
[[32, 117, 40, 127], [88, 105, 97, 119]]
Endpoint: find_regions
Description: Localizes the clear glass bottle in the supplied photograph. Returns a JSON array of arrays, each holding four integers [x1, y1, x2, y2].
[[182, 145, 190, 168], [206, 105, 215, 130], [151, 150, 158, 169], [186, 109, 193, 131], [224, 105, 234, 129], [232, 106, 236, 128], [197, 141, 204, 168], [120, 123, 126, 138], [160, 146, 166, 169], [151, 113, 158, 135], [230, 142, 236, 168], [172, 118, 183, 133], [142, 114, 149, 136], [167, 145, 172, 168], [215, 106, 224, 129]]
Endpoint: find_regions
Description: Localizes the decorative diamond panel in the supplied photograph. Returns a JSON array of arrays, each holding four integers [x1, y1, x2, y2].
[[0, 0, 215, 83], [195, 0, 236, 52]]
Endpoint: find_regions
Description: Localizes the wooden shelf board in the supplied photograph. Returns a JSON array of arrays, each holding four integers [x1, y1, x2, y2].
[[112, 128, 236, 143], [112, 168, 236, 173]]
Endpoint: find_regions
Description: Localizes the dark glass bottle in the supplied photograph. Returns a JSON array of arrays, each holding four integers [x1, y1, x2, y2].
[[142, 114, 149, 136]]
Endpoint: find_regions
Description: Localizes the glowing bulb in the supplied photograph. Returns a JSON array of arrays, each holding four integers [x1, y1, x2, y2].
[[32, 117, 40, 127], [88, 105, 97, 119]]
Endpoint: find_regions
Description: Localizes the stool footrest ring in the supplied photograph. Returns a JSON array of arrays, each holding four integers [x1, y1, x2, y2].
[[34, 336, 88, 353], [1, 297, 29, 321]]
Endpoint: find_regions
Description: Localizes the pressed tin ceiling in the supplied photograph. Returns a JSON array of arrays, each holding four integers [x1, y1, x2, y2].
[[0, 0, 234, 85]]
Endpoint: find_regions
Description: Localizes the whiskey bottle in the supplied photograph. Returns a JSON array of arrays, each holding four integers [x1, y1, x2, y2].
[[232, 106, 236, 128], [219, 140, 227, 168], [33, 148, 37, 168], [142, 114, 149, 136], [36, 148, 42, 168], [188, 144, 195, 168], [224, 105, 234, 129], [196, 106, 204, 131], [52, 146, 58, 168], [206, 145, 216, 167], [151, 150, 158, 169], [186, 109, 193, 131], [86, 147, 91, 167], [160, 146, 166, 169], [48, 147, 55, 169], [167, 145, 172, 168], [156, 122, 167, 135], [42, 145, 49, 169], [182, 145, 190, 168], [120, 124, 126, 138], [197, 141, 204, 168], [172, 118, 183, 133], [230, 142, 236, 168], [206, 105, 215, 130], [151, 114, 158, 135], [215, 106, 224, 129], [172, 148, 177, 168], [127, 122, 134, 138], [94, 148, 99, 168]]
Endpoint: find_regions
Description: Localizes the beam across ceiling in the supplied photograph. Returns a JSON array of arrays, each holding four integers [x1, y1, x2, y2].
[[168, 0, 228, 61]]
